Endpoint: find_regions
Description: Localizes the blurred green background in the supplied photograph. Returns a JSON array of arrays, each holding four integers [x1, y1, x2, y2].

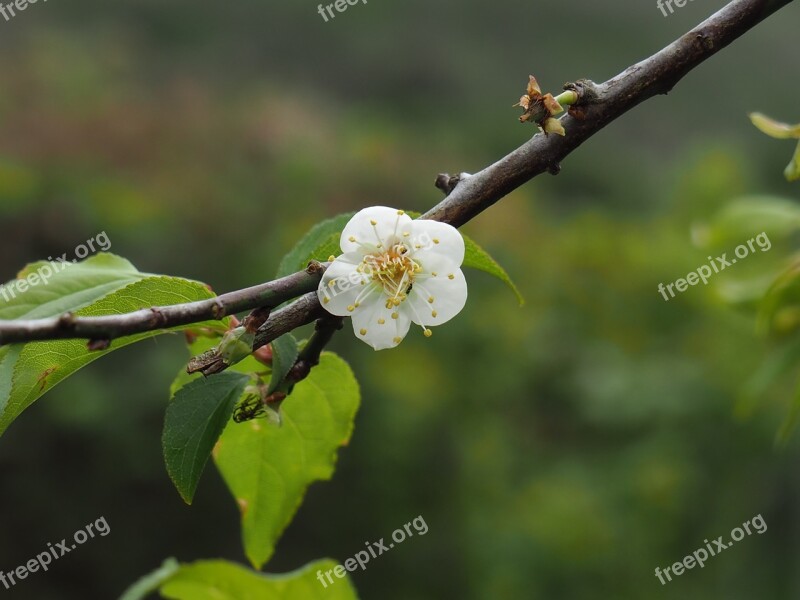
[[1, 0, 800, 598]]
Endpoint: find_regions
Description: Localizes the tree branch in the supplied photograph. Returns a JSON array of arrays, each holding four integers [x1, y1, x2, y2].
[[0, 262, 326, 346], [230, 316, 344, 423], [424, 0, 795, 226], [285, 316, 345, 383], [0, 0, 792, 351], [186, 291, 328, 375]]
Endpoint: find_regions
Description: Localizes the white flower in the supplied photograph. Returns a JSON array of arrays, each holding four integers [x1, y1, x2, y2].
[[318, 206, 468, 350]]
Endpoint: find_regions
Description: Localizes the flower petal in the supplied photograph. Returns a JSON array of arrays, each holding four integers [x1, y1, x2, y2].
[[318, 253, 373, 316], [411, 251, 461, 285], [526, 75, 542, 97], [350, 296, 412, 350], [340, 206, 413, 254], [405, 268, 467, 326], [406, 219, 465, 267], [542, 117, 565, 136], [542, 93, 564, 116]]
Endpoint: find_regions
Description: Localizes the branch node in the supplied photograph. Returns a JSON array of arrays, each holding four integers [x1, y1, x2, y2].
[[186, 350, 226, 376], [149, 307, 169, 327], [211, 298, 226, 320], [87, 339, 111, 351], [242, 306, 271, 334], [58, 312, 75, 327], [563, 79, 600, 105], [435, 173, 470, 196], [306, 260, 325, 275], [691, 28, 715, 52]]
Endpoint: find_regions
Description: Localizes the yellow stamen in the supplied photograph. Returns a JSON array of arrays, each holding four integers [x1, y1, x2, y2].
[[347, 305, 355, 312], [360, 328, 367, 335], [423, 329, 432, 338]]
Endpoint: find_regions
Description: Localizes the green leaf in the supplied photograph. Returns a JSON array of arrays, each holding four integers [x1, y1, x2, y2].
[[462, 236, 524, 305], [124, 559, 358, 600], [0, 253, 225, 436], [695, 196, 800, 248], [163, 372, 251, 504], [217, 326, 256, 368], [748, 114, 800, 182], [118, 558, 181, 600], [749, 112, 800, 139], [757, 261, 800, 336], [214, 352, 360, 569], [169, 337, 223, 397], [275, 213, 355, 278], [784, 140, 800, 182], [0, 253, 145, 321], [266, 334, 299, 394]]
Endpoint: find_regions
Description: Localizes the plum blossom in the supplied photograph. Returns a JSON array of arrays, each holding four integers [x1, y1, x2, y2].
[[318, 206, 468, 350]]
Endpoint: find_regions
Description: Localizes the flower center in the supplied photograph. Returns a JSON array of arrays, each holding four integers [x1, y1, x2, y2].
[[361, 243, 420, 309]]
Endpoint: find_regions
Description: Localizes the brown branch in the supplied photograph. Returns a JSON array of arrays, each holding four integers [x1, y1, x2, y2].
[[424, 0, 794, 226], [0, 0, 792, 352], [285, 316, 345, 384], [0, 262, 326, 346], [217, 0, 792, 371], [186, 292, 328, 376]]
